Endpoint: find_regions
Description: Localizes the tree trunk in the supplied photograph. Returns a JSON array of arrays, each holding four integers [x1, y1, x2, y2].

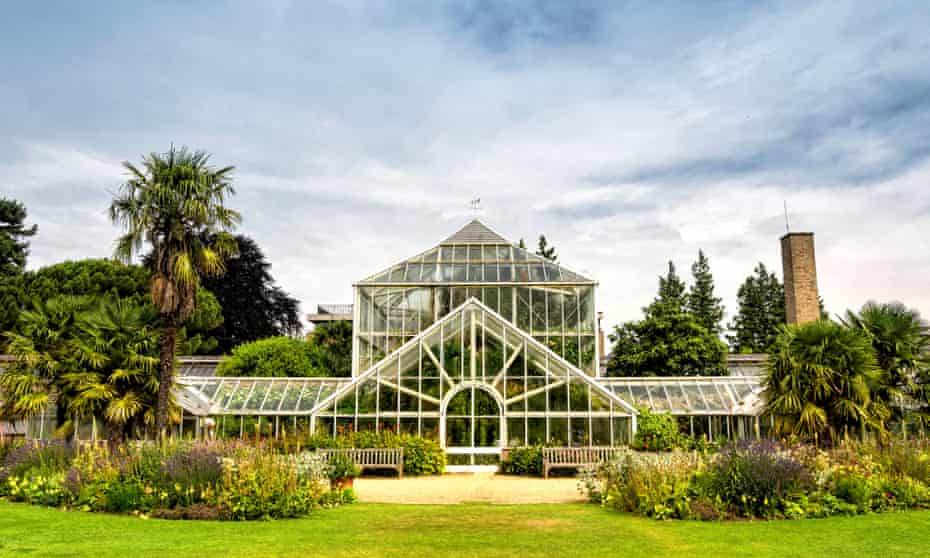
[[155, 320, 178, 441]]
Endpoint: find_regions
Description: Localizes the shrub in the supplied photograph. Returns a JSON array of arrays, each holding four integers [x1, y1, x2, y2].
[[332, 431, 445, 475], [706, 440, 812, 518], [212, 446, 326, 520], [632, 408, 683, 451], [217, 336, 328, 377], [501, 446, 543, 476], [326, 453, 361, 481], [579, 449, 702, 519]]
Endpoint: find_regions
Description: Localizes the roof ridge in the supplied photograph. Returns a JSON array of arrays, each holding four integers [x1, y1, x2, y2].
[[440, 219, 509, 245]]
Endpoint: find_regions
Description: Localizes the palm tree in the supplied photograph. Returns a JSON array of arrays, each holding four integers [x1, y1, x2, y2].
[[110, 146, 239, 437], [841, 302, 930, 422], [68, 298, 161, 442], [764, 320, 886, 444], [1, 296, 90, 430]]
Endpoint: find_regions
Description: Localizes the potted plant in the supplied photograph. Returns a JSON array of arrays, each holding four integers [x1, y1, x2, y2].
[[327, 453, 361, 490]]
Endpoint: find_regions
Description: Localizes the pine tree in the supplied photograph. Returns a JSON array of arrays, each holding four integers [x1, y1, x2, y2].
[[686, 250, 725, 336], [518, 238, 527, 250], [536, 235, 557, 262], [727, 262, 786, 352], [0, 197, 38, 274], [651, 261, 687, 314]]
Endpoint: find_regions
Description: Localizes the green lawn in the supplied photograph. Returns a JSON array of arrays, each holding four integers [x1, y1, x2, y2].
[[1, 501, 928, 558]]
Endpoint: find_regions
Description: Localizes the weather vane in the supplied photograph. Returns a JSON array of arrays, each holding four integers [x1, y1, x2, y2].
[[470, 197, 481, 214]]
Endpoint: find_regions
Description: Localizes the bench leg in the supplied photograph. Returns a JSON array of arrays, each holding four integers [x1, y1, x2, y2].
[[544, 465, 549, 480]]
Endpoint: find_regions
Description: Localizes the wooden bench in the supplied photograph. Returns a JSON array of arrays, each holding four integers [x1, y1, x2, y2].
[[541, 447, 622, 479], [317, 448, 404, 478]]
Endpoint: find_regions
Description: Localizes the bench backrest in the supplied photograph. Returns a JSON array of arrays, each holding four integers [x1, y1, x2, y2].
[[542, 447, 620, 465], [317, 448, 404, 466]]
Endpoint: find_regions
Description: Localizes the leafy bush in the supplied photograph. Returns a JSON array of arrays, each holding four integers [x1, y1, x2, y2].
[[706, 440, 812, 518], [329, 431, 445, 475], [501, 446, 543, 476], [217, 336, 328, 377], [326, 453, 361, 481], [632, 408, 683, 451], [579, 449, 703, 519]]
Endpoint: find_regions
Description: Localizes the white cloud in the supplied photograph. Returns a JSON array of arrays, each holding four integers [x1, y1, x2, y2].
[[2, 1, 930, 336]]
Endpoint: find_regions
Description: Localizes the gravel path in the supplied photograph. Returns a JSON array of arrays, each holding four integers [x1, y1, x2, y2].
[[355, 474, 585, 504]]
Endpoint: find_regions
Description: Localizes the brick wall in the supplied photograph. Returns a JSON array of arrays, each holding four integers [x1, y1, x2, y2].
[[780, 232, 820, 324]]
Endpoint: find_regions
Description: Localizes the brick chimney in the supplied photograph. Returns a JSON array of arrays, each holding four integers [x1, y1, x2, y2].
[[780, 232, 820, 324]]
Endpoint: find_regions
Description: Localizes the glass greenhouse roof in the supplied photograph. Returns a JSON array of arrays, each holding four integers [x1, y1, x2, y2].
[[174, 377, 351, 416], [358, 220, 595, 285], [599, 376, 764, 416]]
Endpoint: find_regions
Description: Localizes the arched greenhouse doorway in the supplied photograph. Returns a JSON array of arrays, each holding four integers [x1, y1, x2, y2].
[[440, 382, 505, 471]]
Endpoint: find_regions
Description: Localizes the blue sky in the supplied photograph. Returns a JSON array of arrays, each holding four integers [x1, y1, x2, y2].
[[2, 1, 930, 329]]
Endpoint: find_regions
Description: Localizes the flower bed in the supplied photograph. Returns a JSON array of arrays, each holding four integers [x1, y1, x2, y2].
[[0, 440, 354, 520], [578, 439, 930, 520]]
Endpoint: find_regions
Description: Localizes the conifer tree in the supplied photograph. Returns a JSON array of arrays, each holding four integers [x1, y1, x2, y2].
[[652, 261, 687, 313], [0, 197, 38, 274], [727, 262, 785, 352], [535, 235, 557, 262], [686, 250, 725, 336]]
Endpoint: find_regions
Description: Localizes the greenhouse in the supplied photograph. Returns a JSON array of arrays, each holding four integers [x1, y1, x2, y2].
[[173, 220, 768, 464]]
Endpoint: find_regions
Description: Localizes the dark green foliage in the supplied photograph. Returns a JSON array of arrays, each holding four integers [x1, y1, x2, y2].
[[0, 272, 25, 349], [606, 259, 726, 377], [632, 408, 683, 451], [326, 453, 361, 481], [606, 307, 727, 376], [764, 320, 886, 443], [535, 235, 557, 262], [24, 259, 150, 305], [306, 321, 352, 377], [0, 197, 38, 274], [655, 261, 687, 312], [501, 446, 543, 476], [200, 235, 302, 353], [841, 301, 930, 422], [328, 431, 445, 475], [4, 259, 223, 355], [216, 336, 328, 377], [727, 263, 785, 353], [686, 250, 724, 337], [1, 295, 162, 439]]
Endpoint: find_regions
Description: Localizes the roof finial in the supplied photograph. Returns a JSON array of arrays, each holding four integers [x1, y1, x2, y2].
[[470, 197, 481, 216]]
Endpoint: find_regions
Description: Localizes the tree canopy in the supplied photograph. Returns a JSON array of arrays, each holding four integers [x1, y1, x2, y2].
[[200, 235, 301, 353], [686, 250, 725, 337], [764, 320, 886, 443], [727, 262, 785, 353], [306, 320, 352, 377], [110, 146, 240, 435], [606, 257, 726, 377], [841, 301, 930, 422], [535, 235, 557, 262], [216, 336, 330, 378], [0, 197, 38, 274]]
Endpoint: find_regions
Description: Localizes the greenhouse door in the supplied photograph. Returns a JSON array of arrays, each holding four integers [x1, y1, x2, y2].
[[441, 384, 504, 472]]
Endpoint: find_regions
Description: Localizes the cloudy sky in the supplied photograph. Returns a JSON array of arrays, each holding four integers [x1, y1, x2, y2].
[[3, 1, 930, 333]]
